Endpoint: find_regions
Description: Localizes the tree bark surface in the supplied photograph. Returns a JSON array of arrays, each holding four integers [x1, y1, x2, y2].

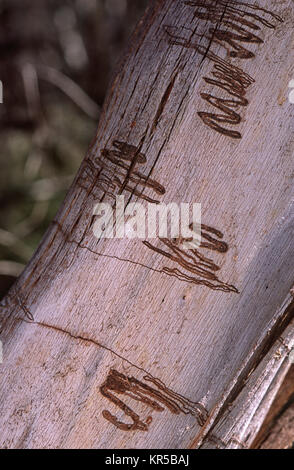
[[0, 0, 293, 449]]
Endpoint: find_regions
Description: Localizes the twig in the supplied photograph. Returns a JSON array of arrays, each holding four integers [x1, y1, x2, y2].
[[36, 64, 101, 119]]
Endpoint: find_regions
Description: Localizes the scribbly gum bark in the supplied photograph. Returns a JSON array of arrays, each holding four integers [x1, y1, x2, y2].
[[0, 0, 294, 449]]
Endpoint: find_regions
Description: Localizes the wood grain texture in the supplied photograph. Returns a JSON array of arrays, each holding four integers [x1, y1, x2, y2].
[[0, 0, 293, 449], [253, 364, 294, 449], [201, 299, 294, 448]]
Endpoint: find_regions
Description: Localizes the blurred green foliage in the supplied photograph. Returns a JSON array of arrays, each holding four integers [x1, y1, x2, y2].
[[0, 102, 95, 267], [0, 0, 148, 278]]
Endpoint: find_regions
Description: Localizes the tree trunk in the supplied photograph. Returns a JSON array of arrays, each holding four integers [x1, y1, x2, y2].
[[0, 0, 293, 449]]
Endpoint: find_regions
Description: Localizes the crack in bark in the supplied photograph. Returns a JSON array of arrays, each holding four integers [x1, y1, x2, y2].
[[100, 368, 208, 432], [21, 317, 155, 378], [151, 73, 178, 133], [17, 317, 209, 432], [48, 223, 237, 292]]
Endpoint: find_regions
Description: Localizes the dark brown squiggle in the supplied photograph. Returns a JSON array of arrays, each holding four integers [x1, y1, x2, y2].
[[143, 224, 238, 293], [165, 26, 254, 139], [78, 141, 165, 203], [186, 1, 282, 59], [100, 369, 208, 431], [198, 53, 255, 138], [165, 1, 282, 138]]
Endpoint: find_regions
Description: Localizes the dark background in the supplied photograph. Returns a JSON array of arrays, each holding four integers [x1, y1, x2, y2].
[[0, 0, 148, 284]]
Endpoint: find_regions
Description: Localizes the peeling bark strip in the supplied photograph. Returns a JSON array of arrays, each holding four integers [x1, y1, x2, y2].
[[78, 141, 165, 204], [100, 369, 208, 431], [143, 224, 238, 293], [165, 1, 283, 138]]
